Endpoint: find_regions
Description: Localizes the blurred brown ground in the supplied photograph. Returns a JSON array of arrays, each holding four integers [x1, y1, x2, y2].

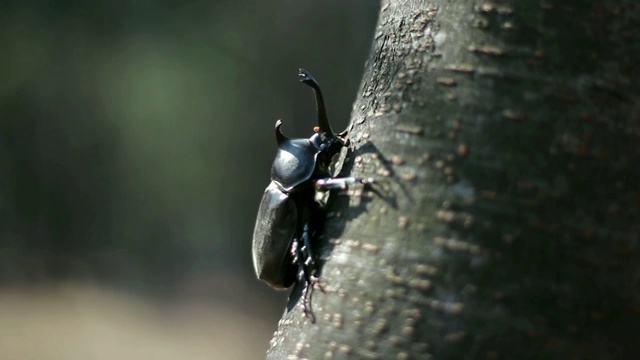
[[0, 283, 276, 360]]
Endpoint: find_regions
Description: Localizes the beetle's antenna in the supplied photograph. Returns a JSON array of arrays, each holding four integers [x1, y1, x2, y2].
[[298, 69, 333, 135], [275, 120, 289, 145]]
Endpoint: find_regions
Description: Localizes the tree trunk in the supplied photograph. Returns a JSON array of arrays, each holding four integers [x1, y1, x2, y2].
[[266, 0, 640, 358]]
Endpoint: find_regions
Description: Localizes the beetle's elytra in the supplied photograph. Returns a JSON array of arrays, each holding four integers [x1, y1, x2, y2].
[[252, 69, 374, 321]]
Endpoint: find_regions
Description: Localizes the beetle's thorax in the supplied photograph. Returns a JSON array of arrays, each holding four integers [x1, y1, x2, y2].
[[271, 132, 343, 192], [271, 138, 318, 191]]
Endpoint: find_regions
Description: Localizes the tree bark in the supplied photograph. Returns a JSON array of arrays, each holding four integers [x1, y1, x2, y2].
[[267, 0, 640, 359]]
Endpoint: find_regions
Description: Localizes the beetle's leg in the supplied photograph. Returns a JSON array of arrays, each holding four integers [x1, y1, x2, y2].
[[291, 236, 314, 320], [296, 224, 319, 322], [301, 223, 315, 268], [290, 239, 300, 265], [291, 224, 315, 277], [315, 177, 377, 191]]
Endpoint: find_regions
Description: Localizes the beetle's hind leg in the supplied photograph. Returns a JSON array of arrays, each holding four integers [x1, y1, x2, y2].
[[291, 223, 319, 322]]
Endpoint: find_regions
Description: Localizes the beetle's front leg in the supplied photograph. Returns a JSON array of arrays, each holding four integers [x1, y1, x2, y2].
[[315, 177, 377, 191]]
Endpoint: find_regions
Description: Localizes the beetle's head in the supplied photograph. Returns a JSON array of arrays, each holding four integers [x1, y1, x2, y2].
[[274, 120, 347, 156], [309, 126, 348, 157]]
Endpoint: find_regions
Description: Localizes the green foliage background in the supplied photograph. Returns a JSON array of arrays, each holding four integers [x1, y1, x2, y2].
[[0, 1, 378, 357]]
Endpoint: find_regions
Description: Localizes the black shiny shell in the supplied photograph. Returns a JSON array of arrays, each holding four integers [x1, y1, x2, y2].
[[271, 138, 319, 191], [252, 182, 298, 289]]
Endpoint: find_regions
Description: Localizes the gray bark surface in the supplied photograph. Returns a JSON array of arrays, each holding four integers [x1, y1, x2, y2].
[[267, 0, 640, 359]]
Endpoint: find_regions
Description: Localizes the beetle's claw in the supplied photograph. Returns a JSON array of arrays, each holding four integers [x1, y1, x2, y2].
[[301, 276, 318, 323], [310, 274, 324, 293], [361, 177, 378, 187]]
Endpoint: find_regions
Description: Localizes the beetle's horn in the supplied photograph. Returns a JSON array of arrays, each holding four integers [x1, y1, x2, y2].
[[298, 69, 333, 135], [274, 120, 289, 145]]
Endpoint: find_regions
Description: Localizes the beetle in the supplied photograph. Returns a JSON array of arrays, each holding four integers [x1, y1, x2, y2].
[[252, 69, 373, 320]]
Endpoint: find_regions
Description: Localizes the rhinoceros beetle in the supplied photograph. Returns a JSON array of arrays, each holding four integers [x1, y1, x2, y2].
[[252, 69, 373, 320]]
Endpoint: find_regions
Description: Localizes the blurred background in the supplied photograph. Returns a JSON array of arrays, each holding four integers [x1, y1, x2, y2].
[[0, 1, 379, 359]]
